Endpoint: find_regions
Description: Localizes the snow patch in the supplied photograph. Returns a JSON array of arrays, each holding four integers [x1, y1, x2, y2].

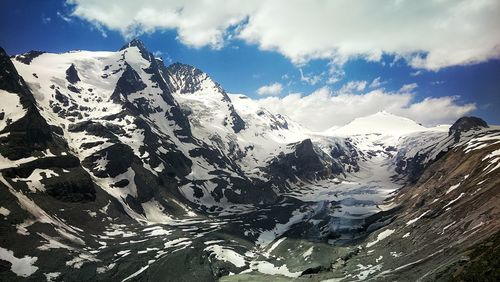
[[122, 265, 149, 281], [406, 211, 429, 226], [446, 183, 460, 194], [204, 245, 246, 267], [303, 246, 314, 260], [0, 206, 10, 217], [0, 89, 27, 131], [0, 247, 38, 277], [443, 193, 465, 209], [366, 229, 395, 248], [44, 272, 61, 281], [246, 261, 301, 278]]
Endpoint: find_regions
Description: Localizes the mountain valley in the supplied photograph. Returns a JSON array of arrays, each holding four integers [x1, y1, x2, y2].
[[0, 40, 499, 282]]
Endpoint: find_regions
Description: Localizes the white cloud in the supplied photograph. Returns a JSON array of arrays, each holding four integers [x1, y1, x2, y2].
[[256, 82, 283, 96], [338, 80, 368, 93], [431, 81, 445, 85], [299, 69, 323, 85], [410, 70, 423, 77], [391, 96, 476, 126], [256, 85, 475, 131], [399, 83, 418, 93], [153, 50, 173, 64], [68, 0, 252, 49], [41, 15, 51, 24], [369, 77, 385, 89], [68, 0, 500, 70], [57, 11, 72, 23], [325, 62, 345, 84]]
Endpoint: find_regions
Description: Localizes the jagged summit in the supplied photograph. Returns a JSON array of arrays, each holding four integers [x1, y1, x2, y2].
[[168, 62, 196, 69], [119, 38, 151, 61], [166, 62, 246, 133], [166, 62, 223, 95], [167, 62, 205, 76], [119, 38, 148, 52]]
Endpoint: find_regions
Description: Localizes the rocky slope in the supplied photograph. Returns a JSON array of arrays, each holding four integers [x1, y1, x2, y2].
[[0, 41, 498, 281], [297, 118, 500, 281]]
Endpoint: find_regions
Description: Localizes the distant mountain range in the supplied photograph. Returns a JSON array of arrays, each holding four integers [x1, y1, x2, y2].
[[0, 40, 498, 281]]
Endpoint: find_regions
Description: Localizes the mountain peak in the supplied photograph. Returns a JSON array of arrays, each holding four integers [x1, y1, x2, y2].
[[120, 39, 151, 60], [166, 62, 213, 94], [165, 62, 246, 132], [377, 110, 390, 115], [168, 62, 203, 76], [449, 116, 488, 141], [120, 38, 147, 51], [333, 112, 426, 136]]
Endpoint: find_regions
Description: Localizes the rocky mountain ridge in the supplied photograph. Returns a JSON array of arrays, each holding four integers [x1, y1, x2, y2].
[[0, 40, 498, 281]]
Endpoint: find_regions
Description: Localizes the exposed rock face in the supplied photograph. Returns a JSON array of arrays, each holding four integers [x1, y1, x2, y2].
[[0, 47, 53, 159], [82, 143, 135, 178], [449, 116, 488, 142], [0, 48, 39, 104], [0, 47, 101, 206], [394, 116, 490, 184], [65, 63, 80, 84], [44, 168, 97, 202], [267, 139, 337, 184], [371, 131, 499, 281], [329, 141, 360, 174], [292, 126, 500, 281], [13, 50, 45, 65], [395, 152, 429, 183], [116, 46, 193, 137], [166, 62, 246, 133], [120, 38, 151, 60], [110, 62, 147, 102], [167, 62, 208, 94]]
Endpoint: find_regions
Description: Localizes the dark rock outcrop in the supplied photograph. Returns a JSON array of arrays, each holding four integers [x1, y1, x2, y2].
[[1, 155, 80, 178], [44, 169, 96, 202], [449, 116, 488, 142], [65, 63, 80, 84], [267, 139, 336, 183], [82, 143, 135, 178], [0, 47, 53, 159], [120, 38, 151, 61], [14, 50, 45, 65], [110, 62, 147, 102], [166, 62, 208, 94]]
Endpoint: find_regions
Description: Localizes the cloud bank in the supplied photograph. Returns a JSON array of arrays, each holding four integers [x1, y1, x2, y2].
[[256, 86, 476, 131], [68, 0, 500, 70], [257, 82, 283, 96]]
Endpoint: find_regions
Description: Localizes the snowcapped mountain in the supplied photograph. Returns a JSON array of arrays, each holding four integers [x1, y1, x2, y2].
[[0, 41, 499, 281], [330, 111, 428, 136]]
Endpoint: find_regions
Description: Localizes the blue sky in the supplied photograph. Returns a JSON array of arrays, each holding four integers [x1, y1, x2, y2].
[[1, 0, 499, 129]]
